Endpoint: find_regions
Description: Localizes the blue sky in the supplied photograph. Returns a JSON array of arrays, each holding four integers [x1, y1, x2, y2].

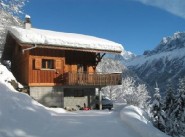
[[23, 0, 185, 55]]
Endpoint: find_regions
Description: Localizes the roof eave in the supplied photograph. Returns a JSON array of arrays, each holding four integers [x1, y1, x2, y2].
[[20, 43, 122, 54]]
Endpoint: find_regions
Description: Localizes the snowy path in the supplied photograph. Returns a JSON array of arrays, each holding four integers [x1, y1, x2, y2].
[[43, 110, 140, 137]]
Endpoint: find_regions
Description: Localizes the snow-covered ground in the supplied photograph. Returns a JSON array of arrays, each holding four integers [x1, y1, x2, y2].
[[0, 63, 169, 137]]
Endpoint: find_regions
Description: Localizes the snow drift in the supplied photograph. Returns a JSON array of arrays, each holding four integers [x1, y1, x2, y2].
[[0, 63, 66, 137], [120, 105, 169, 137]]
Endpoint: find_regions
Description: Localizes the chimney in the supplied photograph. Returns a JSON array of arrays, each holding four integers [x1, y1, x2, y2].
[[24, 15, 31, 29]]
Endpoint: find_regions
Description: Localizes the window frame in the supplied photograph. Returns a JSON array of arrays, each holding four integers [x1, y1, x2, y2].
[[33, 58, 63, 71], [41, 59, 55, 70]]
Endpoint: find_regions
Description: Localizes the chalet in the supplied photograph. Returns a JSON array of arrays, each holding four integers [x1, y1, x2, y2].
[[1, 16, 122, 109]]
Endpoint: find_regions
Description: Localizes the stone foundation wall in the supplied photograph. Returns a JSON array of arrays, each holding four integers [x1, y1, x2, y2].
[[30, 87, 64, 108], [29, 86, 96, 109], [64, 88, 96, 109]]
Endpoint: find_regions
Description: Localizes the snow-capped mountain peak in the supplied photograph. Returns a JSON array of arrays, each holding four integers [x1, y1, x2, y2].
[[145, 32, 185, 56], [120, 49, 135, 60], [112, 47, 136, 63]]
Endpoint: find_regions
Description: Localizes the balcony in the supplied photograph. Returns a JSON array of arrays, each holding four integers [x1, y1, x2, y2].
[[63, 72, 122, 86]]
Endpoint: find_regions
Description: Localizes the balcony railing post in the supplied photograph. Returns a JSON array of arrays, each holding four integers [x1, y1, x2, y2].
[[98, 88, 102, 110]]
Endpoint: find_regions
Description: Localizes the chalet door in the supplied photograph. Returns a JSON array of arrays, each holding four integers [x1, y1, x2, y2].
[[77, 64, 88, 84], [54, 59, 64, 84], [77, 64, 87, 73]]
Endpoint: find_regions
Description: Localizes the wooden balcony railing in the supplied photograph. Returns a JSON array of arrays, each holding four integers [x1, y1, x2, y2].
[[63, 72, 122, 86]]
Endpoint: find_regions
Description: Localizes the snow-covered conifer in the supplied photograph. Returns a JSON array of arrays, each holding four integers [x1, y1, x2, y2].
[[151, 83, 166, 132], [163, 80, 176, 135], [170, 77, 185, 136]]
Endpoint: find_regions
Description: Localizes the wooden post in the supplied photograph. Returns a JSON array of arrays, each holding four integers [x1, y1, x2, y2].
[[98, 88, 102, 110]]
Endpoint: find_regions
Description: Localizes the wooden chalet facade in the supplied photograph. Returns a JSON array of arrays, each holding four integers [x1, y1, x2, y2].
[[2, 18, 122, 109]]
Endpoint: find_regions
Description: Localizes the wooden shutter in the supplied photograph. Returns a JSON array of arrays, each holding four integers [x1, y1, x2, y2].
[[55, 59, 62, 69], [35, 58, 41, 69]]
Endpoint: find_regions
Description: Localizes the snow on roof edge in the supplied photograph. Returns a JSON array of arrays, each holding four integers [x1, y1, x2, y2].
[[8, 26, 123, 53]]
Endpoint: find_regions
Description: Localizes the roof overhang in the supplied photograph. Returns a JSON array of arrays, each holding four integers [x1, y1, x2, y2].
[[19, 43, 122, 54]]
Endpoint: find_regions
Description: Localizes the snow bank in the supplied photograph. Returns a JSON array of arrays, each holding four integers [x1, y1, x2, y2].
[[8, 26, 123, 53], [0, 63, 23, 89], [120, 105, 169, 137], [0, 80, 52, 137], [0, 64, 66, 137], [0, 64, 15, 82]]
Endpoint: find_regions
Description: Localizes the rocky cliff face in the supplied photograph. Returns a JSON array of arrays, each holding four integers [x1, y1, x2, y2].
[[126, 32, 185, 95]]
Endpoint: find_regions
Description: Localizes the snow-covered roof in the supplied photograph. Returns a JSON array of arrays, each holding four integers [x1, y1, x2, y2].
[[8, 26, 123, 53]]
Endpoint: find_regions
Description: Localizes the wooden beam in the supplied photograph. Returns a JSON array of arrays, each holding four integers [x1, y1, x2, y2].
[[94, 53, 106, 67]]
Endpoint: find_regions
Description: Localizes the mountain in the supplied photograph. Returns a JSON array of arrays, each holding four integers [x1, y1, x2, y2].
[[114, 49, 136, 63], [105, 47, 136, 64], [0, 10, 22, 57], [126, 32, 185, 95]]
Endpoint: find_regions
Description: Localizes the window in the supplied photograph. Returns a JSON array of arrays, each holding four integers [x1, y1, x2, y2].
[[42, 59, 54, 69]]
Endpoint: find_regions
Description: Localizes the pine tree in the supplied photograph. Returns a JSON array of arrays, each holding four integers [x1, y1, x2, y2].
[[170, 77, 185, 136], [163, 80, 176, 135], [151, 83, 166, 132]]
